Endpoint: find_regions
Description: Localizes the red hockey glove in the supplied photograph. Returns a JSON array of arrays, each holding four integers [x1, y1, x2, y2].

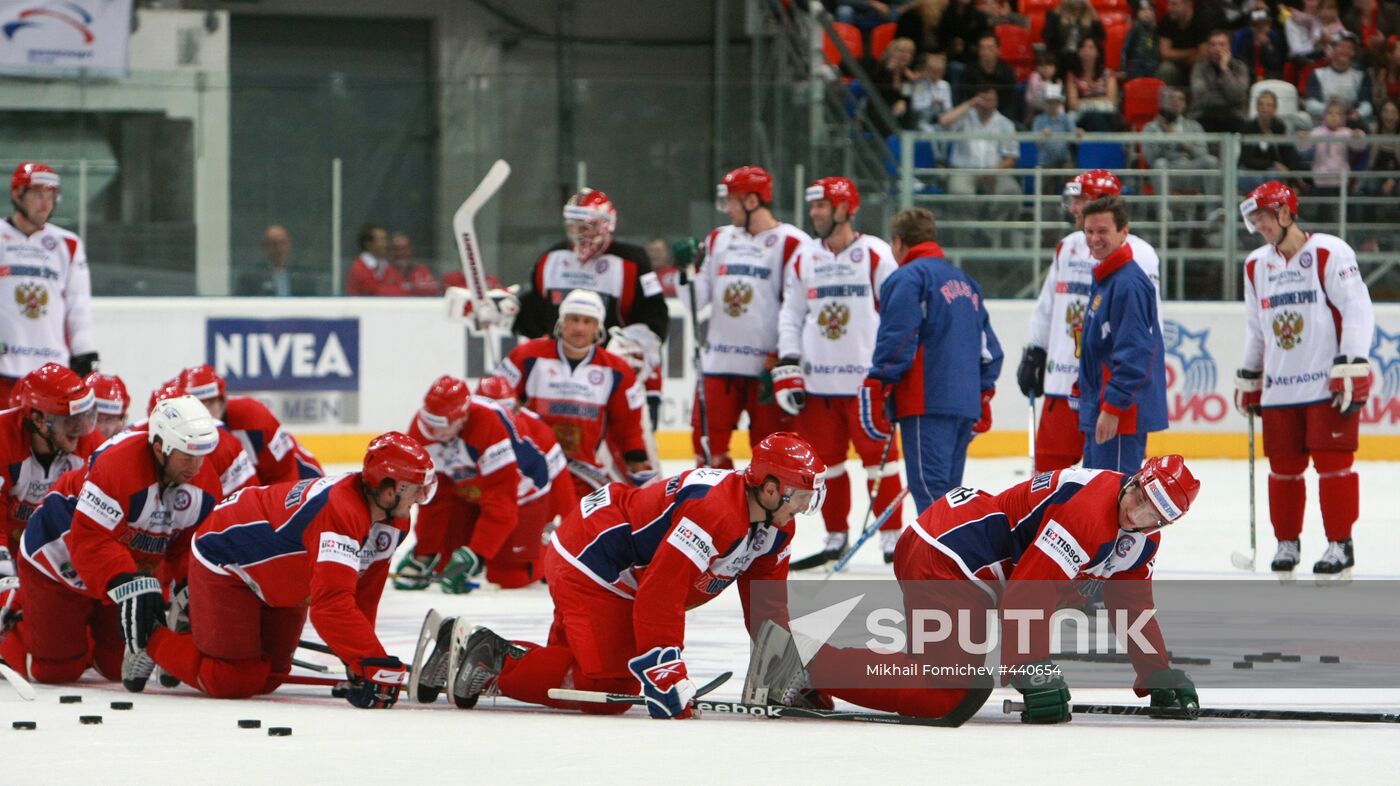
[[772, 359, 806, 416], [973, 388, 995, 434], [627, 646, 696, 719], [1328, 356, 1372, 416], [859, 378, 894, 440], [1234, 368, 1262, 416], [345, 656, 408, 709]]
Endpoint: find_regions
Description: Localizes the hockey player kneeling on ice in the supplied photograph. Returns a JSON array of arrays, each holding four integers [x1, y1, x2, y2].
[[144, 433, 432, 706], [747, 456, 1200, 724], [3, 396, 223, 690], [395, 376, 557, 592], [413, 433, 824, 717]]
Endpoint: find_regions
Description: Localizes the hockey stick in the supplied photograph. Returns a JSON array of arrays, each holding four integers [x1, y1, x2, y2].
[[683, 265, 712, 466], [547, 670, 733, 706], [0, 659, 35, 701], [692, 699, 973, 727], [1003, 699, 1400, 724], [1230, 412, 1257, 571], [1028, 395, 1038, 473], [298, 639, 334, 656], [292, 657, 331, 673], [826, 487, 911, 576], [449, 159, 512, 370]]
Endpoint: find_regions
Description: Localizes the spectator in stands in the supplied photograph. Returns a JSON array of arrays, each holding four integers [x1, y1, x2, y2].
[[1306, 32, 1376, 125], [905, 50, 956, 130], [1374, 34, 1400, 105], [958, 33, 1018, 112], [1344, 0, 1400, 66], [1359, 98, 1399, 249], [1190, 30, 1252, 131], [1237, 90, 1301, 191], [386, 233, 440, 297], [1143, 85, 1220, 194], [1033, 84, 1080, 182], [938, 0, 991, 62], [1234, 7, 1287, 82], [939, 86, 1021, 242], [1299, 97, 1367, 223], [1045, 0, 1107, 75], [834, 0, 900, 31], [1123, 0, 1163, 80], [874, 37, 919, 134], [1157, 0, 1218, 85], [237, 224, 315, 297], [1284, 0, 1326, 65], [982, 0, 1028, 29], [345, 223, 390, 296], [1315, 0, 1349, 57], [895, 0, 949, 55], [1024, 50, 1064, 123], [1067, 36, 1123, 131]]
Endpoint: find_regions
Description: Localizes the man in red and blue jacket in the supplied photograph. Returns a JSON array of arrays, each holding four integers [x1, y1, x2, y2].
[[1077, 196, 1168, 473], [863, 208, 1003, 513]]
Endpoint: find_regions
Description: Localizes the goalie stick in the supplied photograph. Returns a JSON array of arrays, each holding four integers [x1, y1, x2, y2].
[[448, 159, 512, 369], [547, 670, 733, 706], [1003, 699, 1400, 724]]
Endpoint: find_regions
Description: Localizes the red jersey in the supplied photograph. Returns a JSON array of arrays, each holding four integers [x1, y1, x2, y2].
[[551, 468, 792, 651], [18, 465, 86, 588], [0, 407, 104, 550], [191, 474, 404, 672], [222, 397, 324, 485], [66, 431, 223, 598], [124, 419, 256, 497], [498, 338, 646, 471]]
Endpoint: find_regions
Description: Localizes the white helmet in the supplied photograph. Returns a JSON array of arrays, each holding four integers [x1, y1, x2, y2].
[[148, 395, 220, 457], [555, 289, 607, 344]]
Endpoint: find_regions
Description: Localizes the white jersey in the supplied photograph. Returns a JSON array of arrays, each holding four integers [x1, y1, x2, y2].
[[777, 233, 897, 396], [0, 219, 96, 378], [692, 222, 810, 377], [1028, 231, 1161, 397], [1243, 233, 1374, 407]]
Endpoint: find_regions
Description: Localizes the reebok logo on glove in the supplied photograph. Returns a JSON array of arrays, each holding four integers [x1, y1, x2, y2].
[[643, 661, 688, 688]]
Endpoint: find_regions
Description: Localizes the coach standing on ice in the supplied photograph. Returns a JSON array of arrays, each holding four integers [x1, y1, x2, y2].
[[863, 208, 1002, 514], [1077, 196, 1167, 473]]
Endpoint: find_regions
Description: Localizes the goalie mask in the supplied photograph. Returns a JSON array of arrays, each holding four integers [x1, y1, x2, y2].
[[564, 188, 617, 263]]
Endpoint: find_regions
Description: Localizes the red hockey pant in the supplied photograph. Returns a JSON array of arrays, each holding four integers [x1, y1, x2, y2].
[[796, 396, 904, 533], [691, 375, 793, 467], [1261, 403, 1359, 542], [1034, 395, 1084, 472], [413, 491, 553, 588], [0, 557, 123, 683]]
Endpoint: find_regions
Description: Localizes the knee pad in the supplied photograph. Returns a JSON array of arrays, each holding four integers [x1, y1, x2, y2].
[[1267, 454, 1308, 478], [1312, 450, 1354, 474]]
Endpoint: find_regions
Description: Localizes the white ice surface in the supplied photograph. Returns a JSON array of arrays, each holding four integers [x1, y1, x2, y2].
[[6, 458, 1400, 786]]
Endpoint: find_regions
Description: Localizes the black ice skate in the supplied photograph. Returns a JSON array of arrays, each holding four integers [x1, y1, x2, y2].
[[791, 532, 848, 571], [448, 624, 525, 709], [1270, 540, 1300, 574], [1312, 539, 1354, 584], [157, 583, 191, 688], [122, 649, 156, 693], [880, 530, 900, 565], [409, 609, 456, 704]]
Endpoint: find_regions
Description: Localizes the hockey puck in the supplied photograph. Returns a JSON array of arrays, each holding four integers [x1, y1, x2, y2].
[[1190, 658, 1211, 666], [1243, 654, 1264, 662], [12, 721, 36, 730], [110, 701, 133, 710], [1232, 661, 1253, 669], [1320, 655, 1342, 664], [1280, 654, 1302, 663], [59, 695, 82, 704], [1263, 651, 1283, 658], [79, 715, 103, 725], [267, 726, 292, 737], [238, 720, 261, 729]]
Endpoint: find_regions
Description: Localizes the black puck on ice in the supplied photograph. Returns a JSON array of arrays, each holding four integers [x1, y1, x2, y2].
[[1262, 651, 1283, 659], [59, 695, 81, 704], [1243, 654, 1264, 662], [267, 726, 292, 737], [79, 715, 103, 725], [12, 721, 36, 730], [1191, 658, 1212, 666], [1280, 654, 1302, 663], [110, 701, 133, 710], [238, 719, 261, 729], [1232, 661, 1253, 669], [1320, 655, 1342, 664]]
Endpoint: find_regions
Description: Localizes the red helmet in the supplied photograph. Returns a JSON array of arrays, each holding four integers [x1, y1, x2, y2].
[[180, 364, 227, 401], [8, 377, 28, 409], [1063, 170, 1121, 209], [11, 162, 60, 194], [563, 188, 618, 233], [420, 375, 471, 438], [362, 431, 437, 503], [147, 378, 184, 416], [24, 363, 94, 417], [746, 432, 827, 513], [719, 166, 774, 206], [475, 376, 516, 410], [1132, 455, 1200, 525], [805, 176, 860, 215], [1240, 181, 1299, 234], [85, 372, 130, 416]]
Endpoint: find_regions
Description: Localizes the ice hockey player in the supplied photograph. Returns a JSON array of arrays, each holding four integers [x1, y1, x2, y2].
[[144, 432, 433, 705], [180, 364, 325, 484], [747, 456, 1201, 725], [411, 432, 825, 718], [498, 289, 654, 496], [85, 372, 132, 439], [2, 396, 223, 689], [688, 166, 810, 467], [1, 163, 100, 403], [1019, 170, 1163, 471], [139, 379, 258, 499], [1236, 181, 1376, 578], [0, 364, 103, 577], [776, 177, 906, 568], [514, 189, 669, 429]]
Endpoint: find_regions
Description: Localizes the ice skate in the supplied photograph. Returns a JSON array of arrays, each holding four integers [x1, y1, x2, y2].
[[1312, 539, 1354, 585], [791, 532, 847, 571], [1270, 540, 1299, 582], [448, 624, 524, 709]]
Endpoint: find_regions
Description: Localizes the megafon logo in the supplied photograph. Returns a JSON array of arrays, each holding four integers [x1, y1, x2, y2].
[[1163, 320, 1228, 423], [2, 3, 97, 44]]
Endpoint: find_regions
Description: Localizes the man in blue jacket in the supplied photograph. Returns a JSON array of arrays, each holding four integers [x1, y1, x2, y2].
[[1078, 196, 1168, 473], [863, 208, 1003, 515]]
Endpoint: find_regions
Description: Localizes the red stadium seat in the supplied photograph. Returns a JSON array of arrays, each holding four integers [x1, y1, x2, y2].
[[1104, 22, 1129, 70], [1123, 76, 1165, 129], [822, 21, 864, 65], [1028, 11, 1047, 44], [1296, 63, 1317, 94], [997, 24, 1035, 81], [869, 22, 897, 60], [1091, 0, 1127, 12], [1024, 0, 1058, 13]]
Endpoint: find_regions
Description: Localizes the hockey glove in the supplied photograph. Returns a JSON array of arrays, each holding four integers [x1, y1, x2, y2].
[[106, 573, 164, 654], [628, 645, 697, 719], [345, 656, 408, 709], [1067, 383, 1081, 412], [1234, 368, 1262, 416], [440, 547, 483, 595], [625, 461, 659, 487], [70, 352, 100, 377], [1011, 661, 1071, 724], [1328, 356, 1372, 416], [1143, 668, 1199, 718], [973, 388, 995, 434], [393, 552, 440, 591], [772, 359, 806, 416], [0, 576, 20, 637], [0, 545, 13, 578], [1017, 345, 1047, 398], [859, 378, 894, 441]]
